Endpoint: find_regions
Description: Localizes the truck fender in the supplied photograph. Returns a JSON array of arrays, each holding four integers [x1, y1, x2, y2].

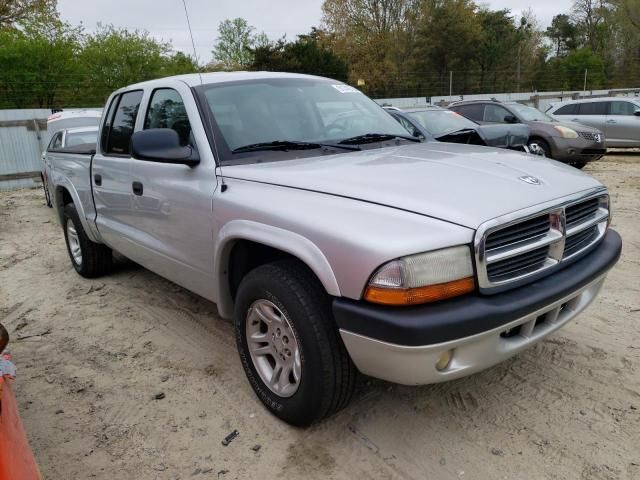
[[52, 177, 101, 244], [213, 220, 341, 319]]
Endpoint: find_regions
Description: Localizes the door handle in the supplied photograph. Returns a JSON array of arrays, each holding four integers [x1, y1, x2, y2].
[[606, 119, 616, 124], [132, 181, 143, 196], [94, 174, 102, 186]]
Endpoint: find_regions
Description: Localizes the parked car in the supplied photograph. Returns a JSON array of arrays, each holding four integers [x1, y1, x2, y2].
[[0, 324, 42, 479], [47, 72, 621, 426], [42, 126, 98, 207], [384, 106, 533, 152], [546, 97, 640, 148], [449, 99, 606, 168]]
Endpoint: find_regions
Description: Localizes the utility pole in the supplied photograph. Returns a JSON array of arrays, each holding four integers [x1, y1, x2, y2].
[[449, 71, 453, 101], [583, 69, 588, 94]]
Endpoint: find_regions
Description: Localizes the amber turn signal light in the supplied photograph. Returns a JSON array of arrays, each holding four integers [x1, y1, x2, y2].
[[364, 277, 475, 306]]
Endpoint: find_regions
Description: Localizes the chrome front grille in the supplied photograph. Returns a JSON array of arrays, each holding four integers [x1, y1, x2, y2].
[[578, 131, 602, 142], [475, 191, 609, 291]]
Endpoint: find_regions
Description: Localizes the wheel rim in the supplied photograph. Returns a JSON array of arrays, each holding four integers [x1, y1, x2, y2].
[[528, 142, 546, 157], [246, 299, 301, 398], [66, 218, 82, 266]]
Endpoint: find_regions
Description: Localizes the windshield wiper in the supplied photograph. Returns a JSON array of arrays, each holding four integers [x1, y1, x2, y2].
[[232, 140, 360, 153], [338, 133, 421, 145]]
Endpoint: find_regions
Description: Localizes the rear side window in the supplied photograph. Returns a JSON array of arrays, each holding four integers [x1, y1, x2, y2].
[[452, 104, 484, 122], [483, 105, 512, 123], [66, 131, 98, 148], [48, 132, 63, 150], [554, 104, 576, 115], [577, 102, 607, 115], [609, 101, 637, 116], [100, 95, 118, 153], [144, 88, 192, 146], [105, 90, 143, 155]]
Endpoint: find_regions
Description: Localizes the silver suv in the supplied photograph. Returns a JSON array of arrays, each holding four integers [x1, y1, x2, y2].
[[546, 97, 640, 148]]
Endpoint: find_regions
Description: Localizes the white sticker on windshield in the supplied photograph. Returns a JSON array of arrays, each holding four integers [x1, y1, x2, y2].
[[332, 84, 359, 93]]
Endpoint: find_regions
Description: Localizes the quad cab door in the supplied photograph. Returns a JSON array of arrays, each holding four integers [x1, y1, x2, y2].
[[128, 83, 218, 300], [92, 90, 144, 258]]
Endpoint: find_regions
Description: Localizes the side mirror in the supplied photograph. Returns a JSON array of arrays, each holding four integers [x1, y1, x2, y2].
[[131, 129, 200, 167], [504, 115, 519, 124], [634, 110, 640, 117], [0, 324, 8, 354]]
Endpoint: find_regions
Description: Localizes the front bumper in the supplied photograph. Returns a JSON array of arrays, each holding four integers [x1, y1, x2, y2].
[[333, 229, 621, 385], [550, 137, 606, 162]]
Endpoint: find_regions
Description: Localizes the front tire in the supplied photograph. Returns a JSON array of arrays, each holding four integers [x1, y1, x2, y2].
[[528, 138, 551, 158], [233, 260, 356, 426], [63, 203, 112, 278]]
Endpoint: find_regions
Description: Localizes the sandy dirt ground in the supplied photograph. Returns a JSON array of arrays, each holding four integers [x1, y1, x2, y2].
[[0, 153, 639, 480]]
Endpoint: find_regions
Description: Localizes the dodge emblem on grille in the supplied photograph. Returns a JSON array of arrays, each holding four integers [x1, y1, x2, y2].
[[519, 175, 541, 185]]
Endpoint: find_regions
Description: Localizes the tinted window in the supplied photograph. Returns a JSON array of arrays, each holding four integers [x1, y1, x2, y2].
[[106, 90, 143, 155], [507, 103, 553, 121], [577, 102, 607, 115], [452, 104, 483, 122], [144, 88, 192, 146], [100, 95, 118, 153], [554, 104, 576, 115], [484, 105, 513, 123], [48, 132, 63, 150], [609, 101, 637, 116]]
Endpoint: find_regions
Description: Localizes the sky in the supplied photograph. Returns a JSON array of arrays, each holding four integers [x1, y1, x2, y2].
[[57, 0, 574, 64]]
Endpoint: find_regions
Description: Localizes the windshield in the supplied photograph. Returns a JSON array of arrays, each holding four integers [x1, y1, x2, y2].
[[407, 110, 478, 136], [199, 78, 410, 161], [508, 104, 554, 122]]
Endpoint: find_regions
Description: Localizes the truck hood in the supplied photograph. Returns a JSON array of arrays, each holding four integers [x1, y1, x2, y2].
[[222, 142, 604, 229]]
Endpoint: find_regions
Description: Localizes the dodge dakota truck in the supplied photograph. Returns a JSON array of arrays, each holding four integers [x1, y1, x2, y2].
[[48, 72, 622, 426]]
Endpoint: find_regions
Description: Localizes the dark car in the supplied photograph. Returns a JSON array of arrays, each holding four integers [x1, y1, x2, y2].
[[385, 106, 532, 152], [449, 99, 606, 168]]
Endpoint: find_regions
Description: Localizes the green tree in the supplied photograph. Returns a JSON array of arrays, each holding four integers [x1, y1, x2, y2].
[[0, 0, 57, 29], [250, 32, 348, 81], [0, 18, 81, 108], [546, 14, 579, 56], [211, 18, 267, 70]]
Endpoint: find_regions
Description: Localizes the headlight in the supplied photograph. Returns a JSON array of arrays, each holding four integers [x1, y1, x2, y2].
[[364, 246, 475, 306], [554, 126, 578, 139]]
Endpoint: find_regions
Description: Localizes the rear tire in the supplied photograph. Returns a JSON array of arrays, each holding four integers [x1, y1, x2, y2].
[[41, 173, 52, 208], [233, 259, 356, 426], [63, 203, 112, 278]]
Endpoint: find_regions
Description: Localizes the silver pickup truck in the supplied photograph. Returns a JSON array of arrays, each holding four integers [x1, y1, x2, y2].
[[48, 72, 622, 426]]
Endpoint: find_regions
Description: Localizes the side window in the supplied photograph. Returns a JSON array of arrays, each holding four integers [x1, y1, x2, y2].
[[394, 114, 421, 137], [577, 102, 607, 115], [105, 90, 143, 155], [554, 104, 576, 115], [100, 95, 118, 153], [144, 88, 192, 146], [48, 132, 63, 150], [453, 104, 483, 122], [609, 101, 637, 116], [484, 105, 511, 123]]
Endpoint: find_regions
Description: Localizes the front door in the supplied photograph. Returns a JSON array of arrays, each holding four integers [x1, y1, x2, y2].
[[129, 85, 218, 300]]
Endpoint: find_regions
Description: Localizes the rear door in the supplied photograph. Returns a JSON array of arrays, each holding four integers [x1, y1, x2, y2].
[[606, 100, 640, 146], [128, 83, 218, 300], [92, 90, 143, 257], [572, 101, 608, 131]]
